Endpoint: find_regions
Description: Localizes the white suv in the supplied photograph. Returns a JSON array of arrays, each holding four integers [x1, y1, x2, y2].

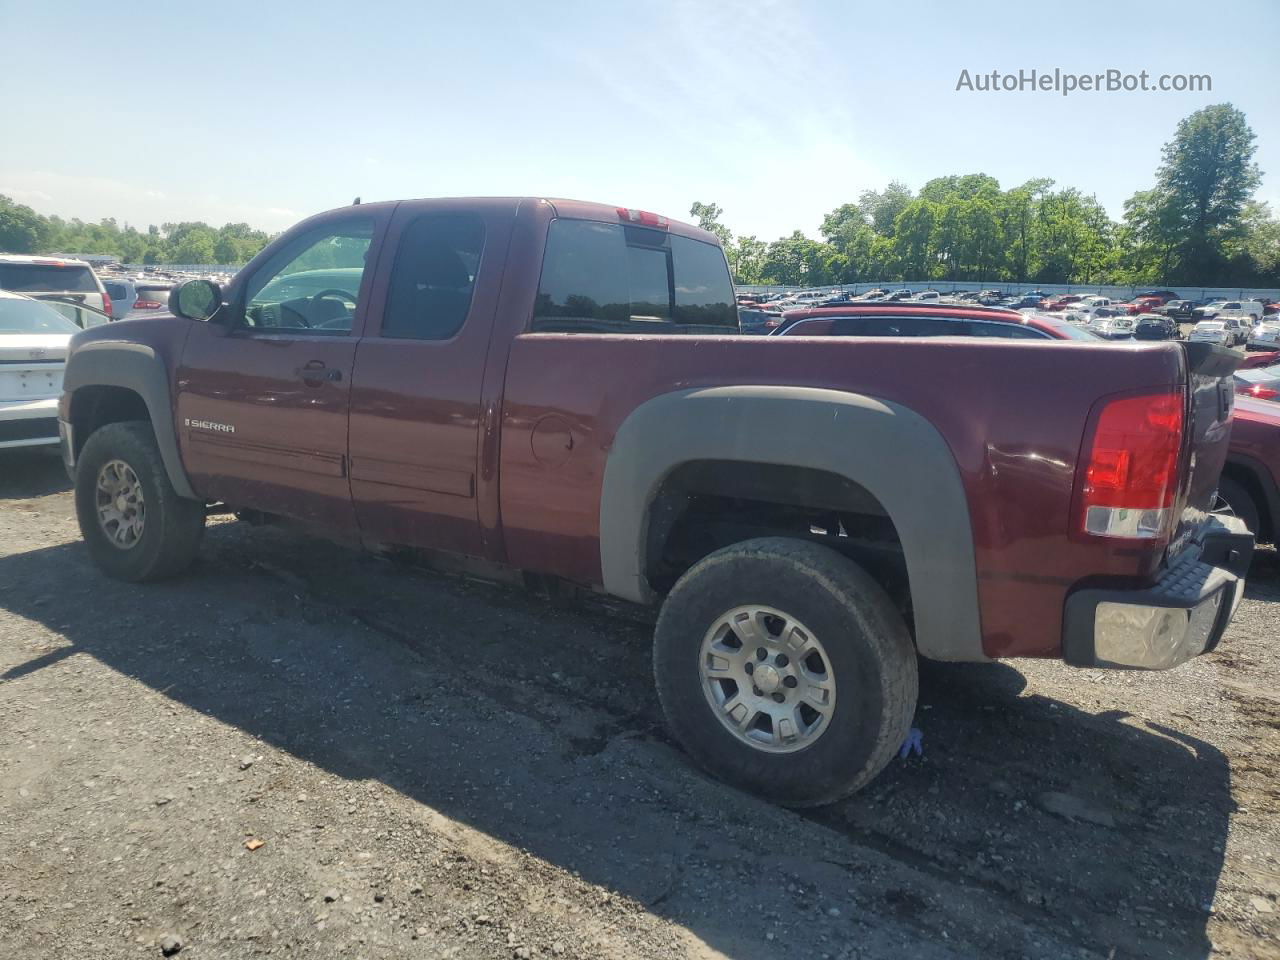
[[0, 254, 112, 317]]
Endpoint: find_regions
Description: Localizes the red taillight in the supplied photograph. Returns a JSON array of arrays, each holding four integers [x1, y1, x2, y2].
[[103, 295, 113, 317], [1244, 384, 1280, 401], [133, 299, 163, 309], [1079, 391, 1184, 540], [616, 207, 669, 229]]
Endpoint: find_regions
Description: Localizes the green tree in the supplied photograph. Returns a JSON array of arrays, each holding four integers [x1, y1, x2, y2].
[[689, 201, 733, 248], [0, 195, 48, 252]]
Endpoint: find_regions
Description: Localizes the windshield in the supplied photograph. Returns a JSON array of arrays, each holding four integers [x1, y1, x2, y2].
[[1039, 317, 1104, 340], [1197, 322, 1225, 331], [0, 296, 82, 334]]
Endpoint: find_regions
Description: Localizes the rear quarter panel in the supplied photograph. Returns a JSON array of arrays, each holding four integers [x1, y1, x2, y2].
[[499, 336, 1187, 658]]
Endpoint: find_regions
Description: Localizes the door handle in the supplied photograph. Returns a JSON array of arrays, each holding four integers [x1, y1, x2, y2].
[[296, 362, 342, 384]]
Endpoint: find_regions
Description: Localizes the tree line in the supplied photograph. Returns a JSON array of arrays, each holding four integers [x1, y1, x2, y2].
[[1, 103, 1275, 284], [0, 203, 274, 265], [694, 104, 1279, 288]]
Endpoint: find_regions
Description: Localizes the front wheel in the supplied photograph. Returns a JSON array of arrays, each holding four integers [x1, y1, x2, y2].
[[74, 421, 205, 581], [653, 537, 918, 807]]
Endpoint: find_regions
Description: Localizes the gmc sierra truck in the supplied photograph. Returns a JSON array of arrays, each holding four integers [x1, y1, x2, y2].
[[58, 197, 1253, 807]]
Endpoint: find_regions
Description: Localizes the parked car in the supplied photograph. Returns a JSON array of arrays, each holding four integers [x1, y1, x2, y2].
[[0, 254, 112, 318], [909, 291, 942, 303], [0, 290, 81, 449], [1217, 395, 1280, 545], [1197, 300, 1264, 324], [1124, 296, 1165, 315], [122, 281, 176, 318], [1136, 290, 1181, 303], [1234, 363, 1280, 402], [58, 198, 1252, 806], [1133, 314, 1178, 341], [1190, 320, 1239, 346], [1043, 294, 1083, 311], [772, 298, 1269, 557], [1247, 321, 1280, 351], [772, 304, 1104, 341], [101, 278, 136, 320], [738, 307, 782, 335], [1092, 316, 1137, 339], [1158, 299, 1198, 321], [1005, 295, 1047, 310]]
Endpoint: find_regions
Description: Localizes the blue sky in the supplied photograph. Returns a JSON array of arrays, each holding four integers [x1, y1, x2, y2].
[[3, 0, 1277, 241]]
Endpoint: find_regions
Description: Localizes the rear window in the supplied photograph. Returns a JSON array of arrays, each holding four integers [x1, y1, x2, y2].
[[0, 262, 98, 293], [532, 219, 735, 334], [103, 281, 131, 300], [135, 285, 172, 304]]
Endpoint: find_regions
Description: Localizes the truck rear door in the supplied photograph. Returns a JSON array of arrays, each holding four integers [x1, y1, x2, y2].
[[346, 200, 514, 558]]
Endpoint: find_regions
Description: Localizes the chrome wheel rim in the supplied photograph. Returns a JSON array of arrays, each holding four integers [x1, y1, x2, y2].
[[699, 605, 836, 754], [95, 459, 146, 550]]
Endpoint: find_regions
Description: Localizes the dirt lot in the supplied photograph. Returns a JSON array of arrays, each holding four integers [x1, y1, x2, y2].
[[1, 448, 1278, 960]]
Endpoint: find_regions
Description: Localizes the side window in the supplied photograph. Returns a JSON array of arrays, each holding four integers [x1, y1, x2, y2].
[[533, 219, 736, 334], [382, 215, 485, 340], [967, 322, 1049, 339], [242, 218, 374, 335], [829, 315, 968, 337]]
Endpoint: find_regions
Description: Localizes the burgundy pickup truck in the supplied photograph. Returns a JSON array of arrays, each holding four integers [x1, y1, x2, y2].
[[58, 198, 1253, 806]]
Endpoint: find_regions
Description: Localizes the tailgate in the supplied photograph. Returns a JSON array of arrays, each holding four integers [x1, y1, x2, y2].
[[1167, 342, 1242, 560]]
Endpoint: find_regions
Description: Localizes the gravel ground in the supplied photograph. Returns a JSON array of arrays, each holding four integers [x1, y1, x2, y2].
[[1, 447, 1277, 960]]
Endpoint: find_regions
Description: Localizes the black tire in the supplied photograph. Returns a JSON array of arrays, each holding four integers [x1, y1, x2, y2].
[[1215, 476, 1260, 537], [653, 537, 918, 807], [74, 421, 205, 581]]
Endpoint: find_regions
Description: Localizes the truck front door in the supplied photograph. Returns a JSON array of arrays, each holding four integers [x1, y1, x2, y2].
[[347, 201, 512, 558], [176, 211, 389, 531]]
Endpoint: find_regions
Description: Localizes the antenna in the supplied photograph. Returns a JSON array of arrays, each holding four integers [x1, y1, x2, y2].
[[352, 196, 361, 205]]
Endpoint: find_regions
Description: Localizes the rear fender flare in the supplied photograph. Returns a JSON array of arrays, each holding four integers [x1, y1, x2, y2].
[[600, 386, 985, 662]]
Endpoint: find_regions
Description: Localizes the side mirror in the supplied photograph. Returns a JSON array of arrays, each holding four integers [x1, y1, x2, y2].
[[172, 279, 223, 322]]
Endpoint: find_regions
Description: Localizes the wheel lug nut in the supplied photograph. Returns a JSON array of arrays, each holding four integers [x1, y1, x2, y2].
[[771, 692, 785, 703], [756, 648, 767, 661], [752, 686, 762, 697], [783, 676, 798, 688], [744, 662, 754, 675], [775, 654, 789, 667]]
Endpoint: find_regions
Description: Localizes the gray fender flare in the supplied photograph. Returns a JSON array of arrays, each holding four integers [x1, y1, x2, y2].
[[63, 341, 198, 500], [599, 386, 985, 662]]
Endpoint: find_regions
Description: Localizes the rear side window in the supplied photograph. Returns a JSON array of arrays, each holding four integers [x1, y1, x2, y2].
[[828, 315, 966, 337], [967, 322, 1048, 339], [103, 281, 130, 300], [532, 219, 735, 334], [382, 215, 485, 340], [0, 263, 98, 293]]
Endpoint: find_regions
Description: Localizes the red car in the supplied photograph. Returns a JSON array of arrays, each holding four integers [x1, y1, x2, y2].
[[1043, 294, 1083, 312], [57, 200, 1252, 806], [1126, 296, 1165, 315], [1219, 396, 1280, 545], [777, 301, 1275, 547]]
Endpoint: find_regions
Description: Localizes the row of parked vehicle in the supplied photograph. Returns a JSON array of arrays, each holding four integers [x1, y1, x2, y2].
[[740, 287, 1280, 348]]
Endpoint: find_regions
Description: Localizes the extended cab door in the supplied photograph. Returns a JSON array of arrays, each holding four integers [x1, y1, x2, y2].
[[346, 200, 514, 557], [176, 208, 391, 530]]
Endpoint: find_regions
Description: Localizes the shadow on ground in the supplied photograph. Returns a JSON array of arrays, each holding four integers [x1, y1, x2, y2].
[[0, 448, 70, 501], [0, 516, 1240, 958]]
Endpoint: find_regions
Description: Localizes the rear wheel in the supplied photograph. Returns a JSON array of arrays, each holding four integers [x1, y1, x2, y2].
[[653, 537, 917, 807], [75, 421, 205, 581], [1213, 476, 1260, 537]]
